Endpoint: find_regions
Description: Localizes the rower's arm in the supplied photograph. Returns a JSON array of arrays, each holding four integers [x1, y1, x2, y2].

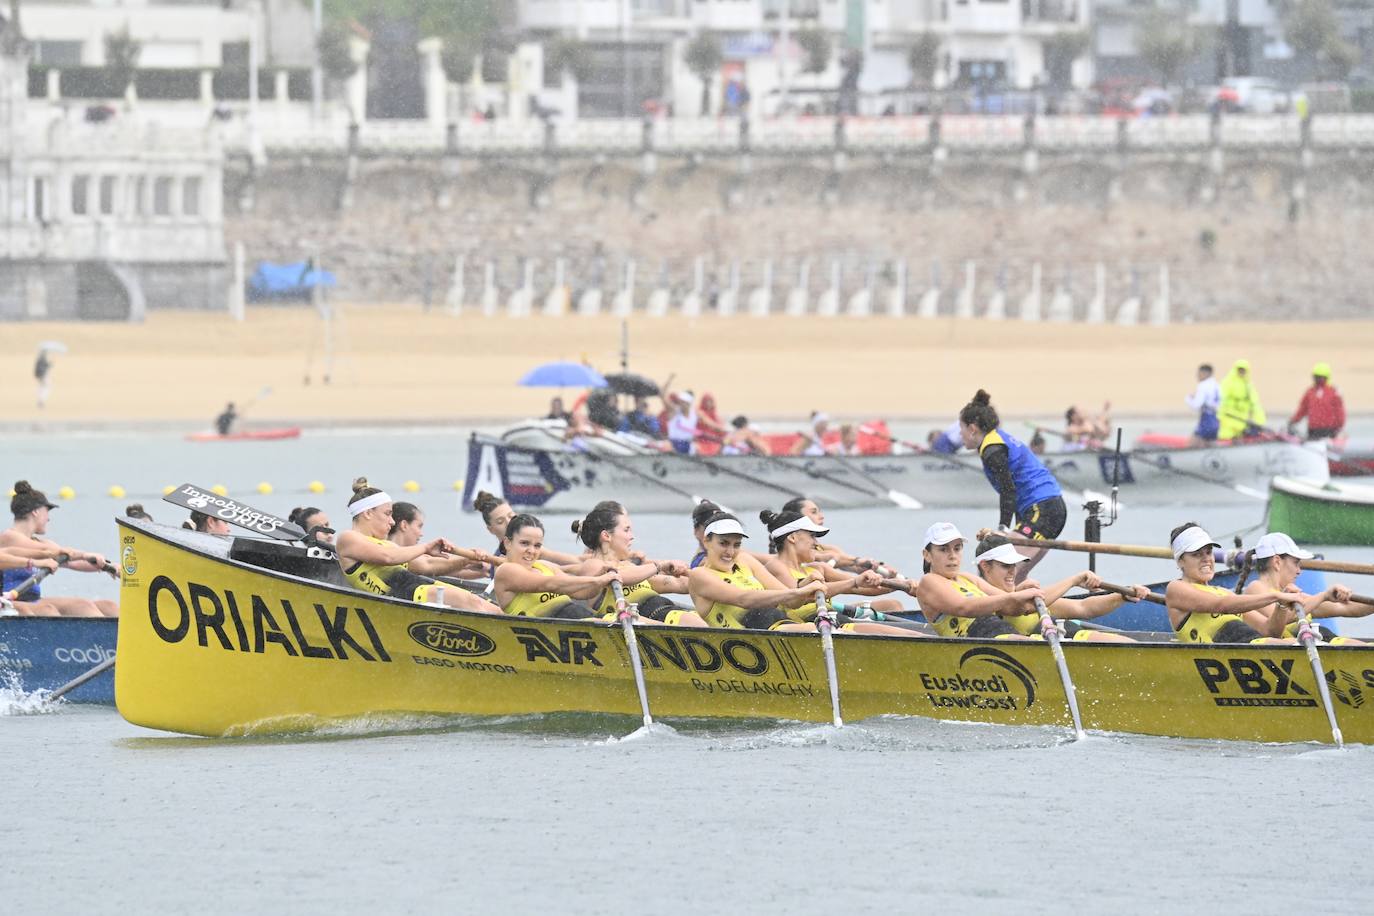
[[687, 568, 802, 610], [538, 546, 584, 567], [494, 564, 614, 601], [1167, 581, 1288, 619], [335, 531, 428, 567], [1041, 571, 1092, 606], [980, 444, 1019, 529], [915, 574, 1034, 619], [1051, 593, 1125, 620]]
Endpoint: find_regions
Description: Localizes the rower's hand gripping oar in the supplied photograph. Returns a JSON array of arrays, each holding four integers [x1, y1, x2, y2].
[[814, 589, 844, 727], [1288, 598, 1344, 748], [1, 553, 69, 603], [611, 580, 653, 728], [1034, 597, 1086, 741]]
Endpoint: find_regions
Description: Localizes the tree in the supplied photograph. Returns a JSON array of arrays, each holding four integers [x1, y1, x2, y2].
[[439, 30, 480, 84], [684, 31, 722, 116], [1283, 0, 1340, 61], [323, 0, 509, 43], [318, 22, 358, 84], [795, 27, 830, 75], [907, 33, 941, 88], [1042, 30, 1090, 90], [1135, 9, 1195, 88], [1324, 37, 1358, 80], [103, 27, 141, 96], [544, 35, 592, 83]]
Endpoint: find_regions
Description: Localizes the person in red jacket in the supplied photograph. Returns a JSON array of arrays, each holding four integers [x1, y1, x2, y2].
[[1288, 362, 1345, 440]]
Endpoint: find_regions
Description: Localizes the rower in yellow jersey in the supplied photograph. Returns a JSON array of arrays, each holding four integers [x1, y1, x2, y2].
[[492, 514, 622, 619], [911, 522, 1044, 639], [1239, 531, 1368, 645], [686, 513, 821, 631], [335, 478, 501, 613], [1163, 523, 1294, 643], [571, 500, 708, 627]]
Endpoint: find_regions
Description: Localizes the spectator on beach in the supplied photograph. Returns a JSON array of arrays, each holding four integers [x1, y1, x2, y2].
[[34, 350, 52, 410], [1218, 359, 1267, 440], [1288, 362, 1345, 440], [1186, 363, 1221, 445], [215, 402, 238, 436]]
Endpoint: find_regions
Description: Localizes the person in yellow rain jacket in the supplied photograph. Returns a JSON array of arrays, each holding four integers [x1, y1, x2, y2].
[[1217, 359, 1267, 440]]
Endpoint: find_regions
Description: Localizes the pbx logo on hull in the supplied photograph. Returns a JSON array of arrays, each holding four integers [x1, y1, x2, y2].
[[919, 647, 1038, 712], [1194, 658, 1315, 708]]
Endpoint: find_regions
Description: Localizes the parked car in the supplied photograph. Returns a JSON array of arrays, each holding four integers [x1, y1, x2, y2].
[[1217, 78, 1300, 114]]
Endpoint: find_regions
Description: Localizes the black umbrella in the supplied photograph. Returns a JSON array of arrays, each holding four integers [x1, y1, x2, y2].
[[603, 372, 660, 398]]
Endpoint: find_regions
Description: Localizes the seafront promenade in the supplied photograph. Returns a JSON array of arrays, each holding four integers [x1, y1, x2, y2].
[[3, 308, 1369, 426]]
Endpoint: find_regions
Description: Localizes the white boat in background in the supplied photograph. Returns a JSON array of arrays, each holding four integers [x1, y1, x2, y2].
[[462, 432, 1329, 514]]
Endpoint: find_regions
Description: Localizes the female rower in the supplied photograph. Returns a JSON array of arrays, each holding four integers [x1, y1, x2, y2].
[[972, 533, 1143, 642], [665, 391, 699, 454], [492, 514, 621, 619], [289, 505, 334, 544], [1063, 402, 1111, 450], [571, 500, 707, 627], [720, 415, 771, 456], [186, 511, 231, 536], [1239, 532, 1368, 645], [1163, 523, 1294, 644], [686, 513, 821, 631], [473, 491, 580, 567], [0, 549, 60, 616], [958, 389, 1065, 578], [779, 496, 894, 576], [1, 481, 116, 617], [335, 478, 500, 613], [911, 523, 1045, 639], [389, 502, 497, 582], [758, 509, 926, 637]]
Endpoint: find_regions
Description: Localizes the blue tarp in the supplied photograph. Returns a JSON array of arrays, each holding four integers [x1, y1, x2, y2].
[[246, 261, 338, 303]]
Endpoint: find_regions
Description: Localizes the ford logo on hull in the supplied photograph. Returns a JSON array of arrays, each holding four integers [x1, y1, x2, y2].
[[407, 621, 497, 658]]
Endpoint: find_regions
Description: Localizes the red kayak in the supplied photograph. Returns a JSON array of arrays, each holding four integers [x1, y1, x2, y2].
[[186, 427, 302, 443]]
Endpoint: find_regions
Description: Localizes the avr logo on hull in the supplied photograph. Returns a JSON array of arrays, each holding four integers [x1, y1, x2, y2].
[[919, 647, 1037, 712], [512, 627, 602, 666]]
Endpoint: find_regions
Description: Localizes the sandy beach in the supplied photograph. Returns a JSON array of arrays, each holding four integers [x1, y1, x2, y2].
[[2, 307, 1368, 428]]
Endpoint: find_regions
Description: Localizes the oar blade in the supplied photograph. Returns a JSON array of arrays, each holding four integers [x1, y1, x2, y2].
[[886, 489, 923, 510]]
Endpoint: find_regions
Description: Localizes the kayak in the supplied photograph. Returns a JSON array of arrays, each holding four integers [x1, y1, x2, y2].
[[0, 616, 117, 703], [186, 427, 302, 443], [114, 517, 1374, 744], [1268, 476, 1374, 546]]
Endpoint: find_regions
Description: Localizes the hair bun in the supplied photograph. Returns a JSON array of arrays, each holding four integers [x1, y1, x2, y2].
[[570, 519, 582, 535], [13, 481, 31, 494], [351, 477, 370, 494], [973, 389, 991, 405], [758, 509, 777, 527]]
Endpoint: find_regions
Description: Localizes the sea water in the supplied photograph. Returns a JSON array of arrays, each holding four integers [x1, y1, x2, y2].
[[3, 425, 1372, 913]]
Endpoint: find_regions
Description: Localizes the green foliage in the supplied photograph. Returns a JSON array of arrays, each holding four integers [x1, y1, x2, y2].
[[1135, 9, 1196, 88], [544, 36, 592, 83], [684, 31, 723, 82], [318, 22, 358, 83], [323, 0, 508, 41], [1352, 87, 1374, 113], [907, 33, 941, 87], [440, 31, 480, 84], [103, 28, 141, 94], [795, 27, 831, 75], [1282, 0, 1339, 60]]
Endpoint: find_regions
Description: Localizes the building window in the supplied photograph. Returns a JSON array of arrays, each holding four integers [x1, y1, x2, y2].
[[71, 175, 89, 216], [153, 177, 173, 216], [182, 177, 202, 217], [99, 176, 117, 215], [31, 177, 49, 222], [33, 40, 83, 66]]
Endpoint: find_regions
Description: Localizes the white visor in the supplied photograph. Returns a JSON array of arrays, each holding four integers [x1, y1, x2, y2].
[[704, 518, 748, 539], [812, 411, 830, 427], [976, 543, 1030, 566], [1253, 532, 1314, 560], [349, 491, 393, 516], [1171, 526, 1220, 560], [924, 522, 963, 547], [768, 517, 830, 540]]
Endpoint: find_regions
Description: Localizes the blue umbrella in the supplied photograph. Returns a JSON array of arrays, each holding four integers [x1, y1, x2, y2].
[[518, 361, 608, 388]]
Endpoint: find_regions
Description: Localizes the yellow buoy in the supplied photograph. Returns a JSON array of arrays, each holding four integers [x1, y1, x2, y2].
[[211, 484, 228, 497], [107, 485, 126, 499], [308, 480, 325, 494], [58, 486, 76, 500], [7, 488, 14, 498], [163, 485, 176, 496], [256, 482, 274, 495], [403, 480, 420, 493], [452, 480, 464, 492]]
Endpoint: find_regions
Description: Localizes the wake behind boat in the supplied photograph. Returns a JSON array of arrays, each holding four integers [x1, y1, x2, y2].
[[463, 431, 1329, 513], [114, 517, 1374, 744]]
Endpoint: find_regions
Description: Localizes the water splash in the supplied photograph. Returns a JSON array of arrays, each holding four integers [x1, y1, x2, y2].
[[0, 671, 59, 716], [597, 720, 682, 745]]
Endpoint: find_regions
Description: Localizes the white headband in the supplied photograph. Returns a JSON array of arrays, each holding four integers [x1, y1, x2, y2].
[[768, 517, 829, 540], [349, 491, 393, 516]]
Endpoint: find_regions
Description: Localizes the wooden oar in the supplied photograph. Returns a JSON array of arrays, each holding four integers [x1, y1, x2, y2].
[[611, 580, 653, 728], [1289, 600, 1344, 748], [1034, 596, 1085, 740], [814, 589, 844, 727], [1014, 535, 1374, 578], [1349, 594, 1374, 606], [1097, 582, 1167, 605], [48, 656, 116, 702]]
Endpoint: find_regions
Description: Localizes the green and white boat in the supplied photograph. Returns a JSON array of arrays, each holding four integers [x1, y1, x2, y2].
[[1268, 476, 1374, 546]]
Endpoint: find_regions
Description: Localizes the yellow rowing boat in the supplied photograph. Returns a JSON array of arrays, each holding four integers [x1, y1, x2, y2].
[[114, 519, 1374, 743]]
